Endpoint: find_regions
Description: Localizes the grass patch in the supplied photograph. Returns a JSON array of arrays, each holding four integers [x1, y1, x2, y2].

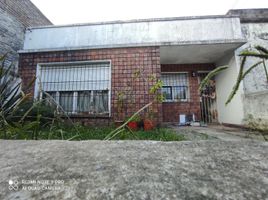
[[1, 124, 185, 141], [41, 126, 185, 141], [199, 133, 209, 140]]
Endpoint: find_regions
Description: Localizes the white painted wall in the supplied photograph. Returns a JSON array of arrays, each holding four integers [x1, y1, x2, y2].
[[215, 54, 245, 125], [22, 16, 244, 52], [215, 22, 268, 125]]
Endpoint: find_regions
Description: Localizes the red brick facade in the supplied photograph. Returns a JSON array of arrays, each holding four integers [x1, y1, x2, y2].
[[161, 64, 215, 123], [19, 47, 162, 125], [19, 48, 216, 125]]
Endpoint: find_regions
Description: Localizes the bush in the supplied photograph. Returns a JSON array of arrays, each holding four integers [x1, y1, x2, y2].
[[0, 54, 74, 139], [13, 100, 57, 123]]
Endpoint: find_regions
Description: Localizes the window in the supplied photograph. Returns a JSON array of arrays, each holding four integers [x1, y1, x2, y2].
[[59, 91, 74, 113], [162, 86, 172, 100], [37, 61, 111, 116], [77, 90, 108, 114], [161, 73, 189, 101]]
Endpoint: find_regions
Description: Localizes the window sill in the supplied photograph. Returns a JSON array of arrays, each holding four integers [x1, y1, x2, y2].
[[163, 100, 189, 103], [64, 113, 111, 119]]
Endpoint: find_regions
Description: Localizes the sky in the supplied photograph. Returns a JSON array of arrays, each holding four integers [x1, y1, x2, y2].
[[31, 0, 268, 25]]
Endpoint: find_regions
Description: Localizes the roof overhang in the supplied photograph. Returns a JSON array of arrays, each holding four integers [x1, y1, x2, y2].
[[20, 15, 246, 54], [160, 41, 245, 64]]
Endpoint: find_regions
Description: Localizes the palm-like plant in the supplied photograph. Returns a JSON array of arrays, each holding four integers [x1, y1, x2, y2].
[[199, 45, 268, 105], [0, 54, 33, 137], [0, 54, 80, 140]]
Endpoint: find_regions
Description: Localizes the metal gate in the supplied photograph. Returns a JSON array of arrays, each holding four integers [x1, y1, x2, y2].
[[199, 73, 218, 124]]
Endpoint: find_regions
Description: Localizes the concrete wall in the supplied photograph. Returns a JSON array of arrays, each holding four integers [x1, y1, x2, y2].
[[22, 17, 244, 52], [227, 9, 268, 23], [238, 23, 268, 121], [215, 22, 268, 125], [215, 53, 245, 125], [0, 0, 52, 66]]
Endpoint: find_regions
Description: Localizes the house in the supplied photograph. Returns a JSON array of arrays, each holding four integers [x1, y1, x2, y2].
[[18, 9, 268, 126], [0, 0, 52, 68]]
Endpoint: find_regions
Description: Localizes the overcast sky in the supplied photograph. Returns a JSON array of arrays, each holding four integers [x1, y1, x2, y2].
[[31, 0, 268, 25]]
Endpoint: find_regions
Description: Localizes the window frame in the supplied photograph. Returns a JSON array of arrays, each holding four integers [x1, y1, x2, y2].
[[35, 60, 112, 117], [161, 72, 190, 102], [162, 86, 173, 100]]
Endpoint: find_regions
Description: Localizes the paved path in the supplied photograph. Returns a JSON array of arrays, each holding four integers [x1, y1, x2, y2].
[[172, 126, 266, 141], [1, 140, 267, 199]]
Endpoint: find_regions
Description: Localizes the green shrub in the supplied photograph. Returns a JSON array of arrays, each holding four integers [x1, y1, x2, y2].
[[13, 100, 56, 123], [0, 54, 75, 140]]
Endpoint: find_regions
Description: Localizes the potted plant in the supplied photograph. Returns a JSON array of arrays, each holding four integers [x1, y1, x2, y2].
[[114, 67, 164, 131], [143, 108, 155, 131], [127, 115, 141, 131], [143, 79, 164, 131], [114, 91, 128, 127]]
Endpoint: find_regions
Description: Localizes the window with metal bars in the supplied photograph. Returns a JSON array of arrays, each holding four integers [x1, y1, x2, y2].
[[161, 73, 189, 101], [36, 61, 111, 117]]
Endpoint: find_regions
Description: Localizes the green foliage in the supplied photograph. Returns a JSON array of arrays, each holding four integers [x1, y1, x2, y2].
[[225, 57, 246, 105], [240, 61, 263, 80], [0, 120, 185, 141], [0, 53, 79, 140], [105, 102, 153, 140], [149, 79, 165, 102], [239, 51, 268, 59], [13, 101, 56, 122], [113, 128, 185, 141], [255, 45, 268, 54], [53, 125, 185, 141], [0, 54, 31, 137], [198, 65, 228, 91], [263, 60, 268, 81], [129, 114, 141, 122], [199, 45, 268, 105], [116, 91, 125, 112], [225, 47, 268, 104], [115, 67, 165, 122], [239, 46, 268, 81]]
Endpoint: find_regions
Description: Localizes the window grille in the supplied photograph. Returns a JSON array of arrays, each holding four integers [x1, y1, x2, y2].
[[161, 73, 189, 101], [37, 61, 111, 117]]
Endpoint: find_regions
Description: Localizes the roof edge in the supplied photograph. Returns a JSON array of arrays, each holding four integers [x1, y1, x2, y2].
[[26, 15, 239, 30], [227, 9, 268, 23], [18, 39, 247, 54]]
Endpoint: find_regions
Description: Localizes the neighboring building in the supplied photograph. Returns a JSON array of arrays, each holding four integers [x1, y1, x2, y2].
[[18, 9, 268, 126], [0, 0, 52, 67], [227, 9, 268, 127]]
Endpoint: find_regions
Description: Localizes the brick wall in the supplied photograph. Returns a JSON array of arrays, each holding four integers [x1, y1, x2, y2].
[[0, 8, 24, 64], [0, 0, 52, 67], [0, 0, 52, 28], [19, 47, 162, 125], [161, 64, 215, 123]]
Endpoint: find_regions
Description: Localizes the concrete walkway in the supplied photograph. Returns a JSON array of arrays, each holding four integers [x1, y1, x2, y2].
[[171, 125, 267, 141], [1, 140, 267, 199]]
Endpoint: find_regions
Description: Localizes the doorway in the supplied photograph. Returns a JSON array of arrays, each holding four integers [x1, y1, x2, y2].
[[198, 72, 218, 124]]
